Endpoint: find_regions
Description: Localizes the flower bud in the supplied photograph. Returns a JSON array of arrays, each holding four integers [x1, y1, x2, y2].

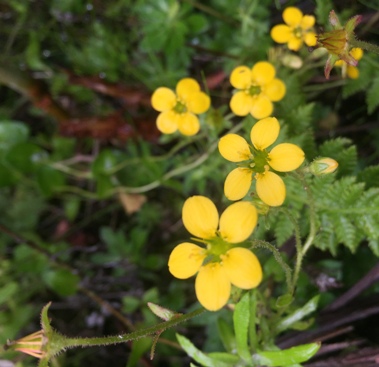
[[147, 302, 181, 321], [4, 330, 47, 359], [317, 28, 347, 56], [309, 157, 338, 175], [281, 54, 303, 69]]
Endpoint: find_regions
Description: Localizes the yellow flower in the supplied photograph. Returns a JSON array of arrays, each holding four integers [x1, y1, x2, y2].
[[218, 117, 305, 206], [230, 62, 286, 119], [271, 7, 317, 51], [151, 78, 210, 136], [335, 48, 363, 79], [168, 196, 262, 311]]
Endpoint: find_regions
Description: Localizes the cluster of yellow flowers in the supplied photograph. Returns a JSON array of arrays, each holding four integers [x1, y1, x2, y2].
[[151, 6, 341, 311]]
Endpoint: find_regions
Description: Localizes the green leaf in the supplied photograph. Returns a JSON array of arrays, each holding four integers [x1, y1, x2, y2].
[[43, 269, 80, 297], [357, 165, 379, 189], [275, 295, 319, 333], [0, 282, 18, 305], [342, 58, 374, 98], [176, 333, 231, 367], [207, 352, 240, 364], [0, 121, 29, 151], [315, 0, 333, 25], [366, 76, 379, 114], [95, 175, 114, 198], [233, 292, 250, 361], [126, 338, 151, 367], [26, 31, 50, 71], [318, 137, 357, 177], [36, 165, 66, 197], [64, 197, 81, 221], [14, 244, 47, 274], [5, 142, 48, 173], [91, 149, 120, 177], [0, 161, 17, 187], [276, 293, 293, 308], [253, 342, 321, 366], [217, 318, 236, 353]]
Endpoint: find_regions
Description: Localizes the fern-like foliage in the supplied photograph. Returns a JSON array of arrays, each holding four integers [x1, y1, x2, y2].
[[342, 58, 378, 100], [318, 137, 357, 177], [357, 165, 379, 189], [312, 175, 379, 256]]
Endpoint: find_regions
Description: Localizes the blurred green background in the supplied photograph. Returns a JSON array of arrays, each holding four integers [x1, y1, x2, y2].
[[1, 0, 379, 366]]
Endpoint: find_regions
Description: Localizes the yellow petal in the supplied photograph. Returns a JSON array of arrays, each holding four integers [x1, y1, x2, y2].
[[218, 134, 251, 162], [256, 171, 286, 207], [230, 66, 251, 89], [250, 95, 273, 119], [222, 248, 262, 289], [182, 196, 219, 239], [156, 110, 178, 134], [224, 168, 252, 201], [264, 79, 286, 102], [269, 143, 305, 172], [250, 117, 280, 150], [195, 262, 231, 311], [347, 65, 359, 79], [350, 48, 363, 61], [287, 35, 303, 51], [176, 78, 200, 101], [151, 87, 176, 112], [271, 24, 292, 44], [301, 15, 315, 29], [304, 31, 317, 47], [177, 112, 200, 136], [283, 7, 303, 27], [187, 91, 210, 114], [251, 62, 276, 85], [219, 201, 257, 243], [230, 91, 253, 116], [168, 243, 206, 279]]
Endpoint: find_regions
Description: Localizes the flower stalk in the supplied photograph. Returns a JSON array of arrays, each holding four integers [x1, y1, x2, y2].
[[4, 303, 205, 366]]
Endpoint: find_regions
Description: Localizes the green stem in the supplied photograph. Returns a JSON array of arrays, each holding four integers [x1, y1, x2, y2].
[[291, 173, 318, 292], [280, 208, 301, 295], [350, 38, 379, 55], [250, 239, 292, 293], [61, 308, 205, 350]]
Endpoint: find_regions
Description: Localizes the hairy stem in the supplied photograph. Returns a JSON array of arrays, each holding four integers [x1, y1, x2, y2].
[[350, 38, 379, 55]]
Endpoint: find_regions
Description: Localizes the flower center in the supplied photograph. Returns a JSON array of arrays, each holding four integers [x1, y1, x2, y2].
[[204, 235, 231, 262], [243, 148, 269, 173], [173, 100, 187, 114], [293, 27, 303, 39], [248, 84, 261, 96]]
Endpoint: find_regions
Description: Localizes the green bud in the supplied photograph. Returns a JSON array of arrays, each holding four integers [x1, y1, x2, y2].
[[147, 302, 181, 321]]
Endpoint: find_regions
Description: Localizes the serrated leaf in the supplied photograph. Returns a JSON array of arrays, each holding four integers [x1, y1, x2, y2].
[[357, 165, 379, 189], [318, 138, 357, 177], [342, 59, 373, 98], [274, 212, 294, 246], [335, 215, 358, 252]]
